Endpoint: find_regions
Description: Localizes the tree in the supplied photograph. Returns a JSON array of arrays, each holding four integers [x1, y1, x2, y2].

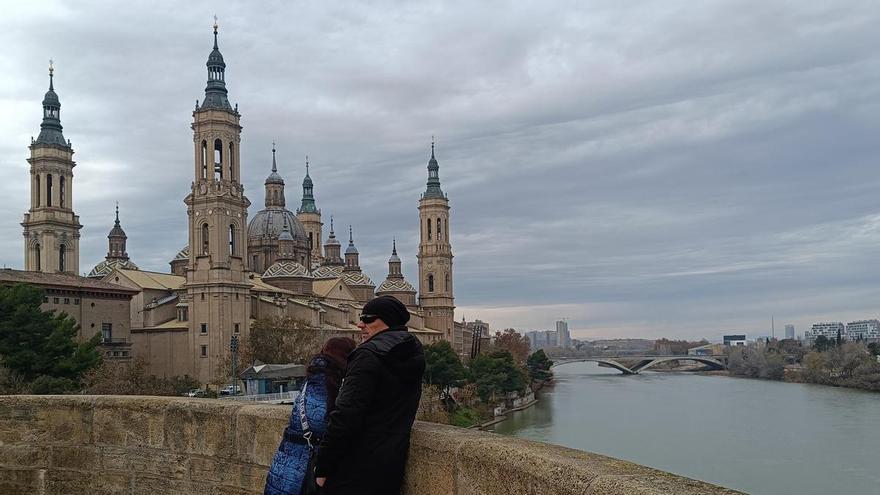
[[813, 335, 833, 353], [526, 349, 554, 382], [423, 341, 467, 404], [468, 350, 526, 403], [82, 358, 199, 396], [867, 342, 880, 357], [0, 284, 102, 393], [493, 329, 530, 364], [727, 346, 784, 380]]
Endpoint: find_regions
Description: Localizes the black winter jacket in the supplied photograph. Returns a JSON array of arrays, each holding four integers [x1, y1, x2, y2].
[[314, 326, 425, 495]]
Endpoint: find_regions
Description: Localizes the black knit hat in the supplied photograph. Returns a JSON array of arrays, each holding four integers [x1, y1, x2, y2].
[[363, 296, 410, 327]]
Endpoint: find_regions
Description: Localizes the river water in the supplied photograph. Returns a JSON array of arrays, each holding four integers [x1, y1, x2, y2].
[[492, 361, 880, 495]]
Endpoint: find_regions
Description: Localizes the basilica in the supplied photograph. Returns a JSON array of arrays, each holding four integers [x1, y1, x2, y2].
[[13, 24, 485, 385]]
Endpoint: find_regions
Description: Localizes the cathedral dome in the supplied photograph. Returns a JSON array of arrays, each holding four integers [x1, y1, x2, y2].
[[312, 265, 343, 279], [376, 278, 416, 294], [248, 208, 307, 241], [342, 271, 374, 288], [263, 260, 311, 279], [173, 246, 189, 261], [87, 258, 139, 278]]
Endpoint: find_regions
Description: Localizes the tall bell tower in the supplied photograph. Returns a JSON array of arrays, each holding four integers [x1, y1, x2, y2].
[[417, 140, 455, 343], [184, 20, 251, 384], [21, 61, 82, 274]]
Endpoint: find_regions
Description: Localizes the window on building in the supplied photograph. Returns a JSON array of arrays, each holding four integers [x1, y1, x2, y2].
[[73, 298, 79, 305], [43, 296, 48, 303], [214, 139, 224, 180], [201, 140, 208, 179], [445, 273, 449, 292], [35, 175, 40, 206], [53, 297, 59, 304], [229, 224, 236, 255], [201, 223, 209, 255], [60, 176, 66, 208], [252, 254, 259, 271], [200, 345, 208, 358], [428, 274, 434, 292], [113, 351, 120, 357], [63, 298, 70, 304], [46, 174, 53, 207], [200, 323, 207, 334], [234, 323, 240, 334], [437, 217, 442, 240], [122, 351, 129, 357], [427, 218, 432, 240], [101, 323, 112, 342], [201, 292, 205, 301], [228, 142, 235, 181], [58, 244, 66, 272], [34, 244, 41, 271]]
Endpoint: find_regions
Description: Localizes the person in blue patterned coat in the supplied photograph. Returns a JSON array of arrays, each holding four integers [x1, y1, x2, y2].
[[264, 337, 356, 495]]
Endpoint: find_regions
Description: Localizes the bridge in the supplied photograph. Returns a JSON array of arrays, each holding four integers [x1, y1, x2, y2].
[[551, 355, 726, 374]]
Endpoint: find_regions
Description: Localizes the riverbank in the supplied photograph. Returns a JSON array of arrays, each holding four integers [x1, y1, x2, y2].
[[472, 396, 539, 429]]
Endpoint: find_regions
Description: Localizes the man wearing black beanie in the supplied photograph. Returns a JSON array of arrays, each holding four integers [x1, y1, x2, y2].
[[314, 296, 426, 494]]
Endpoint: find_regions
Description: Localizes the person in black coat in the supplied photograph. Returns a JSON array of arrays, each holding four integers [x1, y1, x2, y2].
[[314, 295, 426, 494]]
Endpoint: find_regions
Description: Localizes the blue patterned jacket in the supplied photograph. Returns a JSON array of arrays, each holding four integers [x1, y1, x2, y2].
[[263, 356, 330, 495]]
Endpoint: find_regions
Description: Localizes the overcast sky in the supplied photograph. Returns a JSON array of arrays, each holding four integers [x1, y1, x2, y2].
[[2, 1, 879, 341]]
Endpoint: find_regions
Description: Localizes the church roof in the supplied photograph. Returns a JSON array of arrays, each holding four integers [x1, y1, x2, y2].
[[376, 278, 416, 294], [263, 260, 312, 279], [342, 271, 374, 288], [113, 269, 184, 291], [0, 268, 137, 294], [248, 274, 296, 295], [88, 258, 140, 278], [172, 246, 189, 261], [248, 208, 307, 241], [311, 265, 344, 279]]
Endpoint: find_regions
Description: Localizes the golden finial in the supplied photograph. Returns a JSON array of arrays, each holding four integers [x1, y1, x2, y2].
[[213, 15, 218, 30], [48, 59, 54, 75]]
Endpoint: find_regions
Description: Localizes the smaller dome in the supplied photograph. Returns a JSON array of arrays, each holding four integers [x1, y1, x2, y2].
[[207, 47, 226, 68], [248, 208, 308, 241], [265, 171, 284, 185], [312, 265, 343, 279], [342, 271, 374, 288], [173, 246, 189, 261], [345, 243, 359, 255], [88, 258, 139, 278], [377, 278, 416, 294], [42, 88, 60, 107], [263, 261, 312, 279]]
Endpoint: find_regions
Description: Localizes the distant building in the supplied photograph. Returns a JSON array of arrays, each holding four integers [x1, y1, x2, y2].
[[687, 344, 724, 356], [723, 334, 747, 346], [784, 324, 795, 340], [805, 322, 845, 344], [845, 320, 880, 341], [526, 330, 558, 350], [556, 320, 571, 349]]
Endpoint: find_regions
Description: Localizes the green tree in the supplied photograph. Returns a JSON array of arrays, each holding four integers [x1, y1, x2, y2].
[[423, 341, 467, 403], [526, 349, 554, 382], [0, 284, 102, 393], [813, 335, 833, 353], [468, 350, 526, 402], [867, 342, 880, 357]]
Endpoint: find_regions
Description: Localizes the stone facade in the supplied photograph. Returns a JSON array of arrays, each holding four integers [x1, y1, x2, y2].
[[0, 395, 742, 495]]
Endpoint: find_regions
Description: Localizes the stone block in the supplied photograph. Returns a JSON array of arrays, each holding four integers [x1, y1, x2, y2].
[[233, 403, 289, 466], [49, 445, 101, 471], [164, 399, 239, 458], [92, 396, 166, 448], [45, 469, 130, 495], [0, 444, 48, 469], [403, 421, 487, 495], [0, 468, 43, 494]]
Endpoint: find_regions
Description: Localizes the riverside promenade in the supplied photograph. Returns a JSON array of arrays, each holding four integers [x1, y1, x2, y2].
[[0, 395, 742, 494]]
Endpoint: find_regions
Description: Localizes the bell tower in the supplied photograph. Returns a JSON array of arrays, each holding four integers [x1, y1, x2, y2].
[[21, 61, 82, 274], [417, 139, 455, 344], [184, 19, 251, 385], [297, 156, 323, 264]]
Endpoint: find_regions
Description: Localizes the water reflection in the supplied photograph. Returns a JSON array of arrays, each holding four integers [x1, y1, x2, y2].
[[492, 362, 880, 495]]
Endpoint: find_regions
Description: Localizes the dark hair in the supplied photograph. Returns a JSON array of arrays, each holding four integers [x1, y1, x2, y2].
[[307, 337, 357, 412]]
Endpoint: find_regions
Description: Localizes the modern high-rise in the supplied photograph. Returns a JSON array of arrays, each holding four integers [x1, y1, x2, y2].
[[805, 322, 845, 344], [556, 320, 571, 349], [845, 320, 880, 341], [784, 324, 795, 340]]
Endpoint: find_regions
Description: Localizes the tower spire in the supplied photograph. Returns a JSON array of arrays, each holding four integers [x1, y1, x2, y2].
[[200, 16, 232, 112], [392, 237, 397, 256], [115, 201, 120, 226], [35, 59, 67, 147], [423, 137, 444, 199], [271, 142, 277, 172], [298, 155, 318, 214]]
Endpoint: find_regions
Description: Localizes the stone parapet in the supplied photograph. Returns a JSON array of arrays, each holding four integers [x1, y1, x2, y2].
[[0, 395, 741, 494]]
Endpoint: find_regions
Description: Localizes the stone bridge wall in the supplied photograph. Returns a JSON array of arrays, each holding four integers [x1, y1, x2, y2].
[[0, 396, 741, 494]]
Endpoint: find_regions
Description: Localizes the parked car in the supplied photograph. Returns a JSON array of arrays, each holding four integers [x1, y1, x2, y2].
[[219, 385, 241, 396], [183, 389, 206, 397]]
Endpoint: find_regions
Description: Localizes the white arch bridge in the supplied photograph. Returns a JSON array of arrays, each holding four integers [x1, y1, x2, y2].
[[551, 355, 726, 375]]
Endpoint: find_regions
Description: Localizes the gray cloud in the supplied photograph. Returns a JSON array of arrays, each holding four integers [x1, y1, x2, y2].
[[2, 1, 880, 340]]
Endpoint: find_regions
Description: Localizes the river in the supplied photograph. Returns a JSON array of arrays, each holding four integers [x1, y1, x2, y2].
[[491, 361, 880, 495]]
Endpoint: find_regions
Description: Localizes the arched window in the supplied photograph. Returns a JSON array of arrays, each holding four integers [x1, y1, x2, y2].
[[46, 174, 53, 207], [60, 177, 66, 208], [201, 140, 208, 179], [427, 218, 432, 240], [229, 142, 235, 181], [35, 175, 41, 206], [436, 217, 442, 240], [214, 139, 223, 180], [228, 224, 236, 255], [252, 254, 259, 272], [428, 274, 434, 292], [59, 245, 66, 272], [34, 244, 41, 271], [445, 273, 449, 291], [201, 224, 210, 255], [308, 232, 314, 251]]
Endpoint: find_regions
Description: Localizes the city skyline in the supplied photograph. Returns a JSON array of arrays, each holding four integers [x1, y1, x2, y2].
[[2, 2, 880, 340]]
